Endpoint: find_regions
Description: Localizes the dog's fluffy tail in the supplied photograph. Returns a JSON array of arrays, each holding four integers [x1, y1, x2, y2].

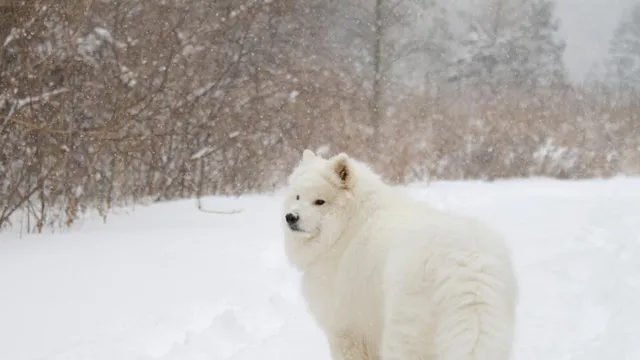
[[433, 262, 517, 360]]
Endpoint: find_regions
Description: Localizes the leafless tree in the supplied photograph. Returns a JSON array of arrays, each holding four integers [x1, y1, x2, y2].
[[0, 0, 638, 233]]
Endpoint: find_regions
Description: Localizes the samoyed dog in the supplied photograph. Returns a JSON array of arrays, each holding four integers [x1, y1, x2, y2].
[[282, 150, 518, 360]]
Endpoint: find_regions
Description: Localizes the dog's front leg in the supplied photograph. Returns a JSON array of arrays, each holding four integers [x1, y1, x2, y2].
[[328, 330, 370, 360]]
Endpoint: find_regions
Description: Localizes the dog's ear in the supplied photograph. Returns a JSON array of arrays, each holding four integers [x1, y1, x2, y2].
[[331, 153, 352, 188], [302, 149, 316, 162]]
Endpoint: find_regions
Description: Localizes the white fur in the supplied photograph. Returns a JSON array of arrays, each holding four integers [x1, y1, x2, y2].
[[282, 150, 518, 360]]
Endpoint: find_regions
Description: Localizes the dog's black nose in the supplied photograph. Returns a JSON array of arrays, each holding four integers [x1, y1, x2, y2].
[[285, 213, 299, 224]]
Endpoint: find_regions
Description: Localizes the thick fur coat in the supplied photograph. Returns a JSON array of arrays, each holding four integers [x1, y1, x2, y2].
[[282, 150, 518, 360]]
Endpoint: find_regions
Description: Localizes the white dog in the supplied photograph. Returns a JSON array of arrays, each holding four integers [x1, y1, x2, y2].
[[282, 150, 518, 360]]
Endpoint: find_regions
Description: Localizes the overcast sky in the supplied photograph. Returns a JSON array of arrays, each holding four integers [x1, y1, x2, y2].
[[555, 0, 640, 81]]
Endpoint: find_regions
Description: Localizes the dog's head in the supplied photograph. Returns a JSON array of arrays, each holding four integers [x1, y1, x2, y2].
[[282, 149, 356, 268]]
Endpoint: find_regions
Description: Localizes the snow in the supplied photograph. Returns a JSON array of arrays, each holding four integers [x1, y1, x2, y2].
[[190, 147, 213, 160], [1, 178, 640, 360], [2, 27, 20, 48], [4, 88, 69, 121]]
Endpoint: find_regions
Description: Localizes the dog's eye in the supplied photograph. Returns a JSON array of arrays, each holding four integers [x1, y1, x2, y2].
[[296, 195, 300, 200], [314, 199, 325, 206]]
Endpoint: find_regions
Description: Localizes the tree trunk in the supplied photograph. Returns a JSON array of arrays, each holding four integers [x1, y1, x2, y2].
[[371, 0, 384, 145]]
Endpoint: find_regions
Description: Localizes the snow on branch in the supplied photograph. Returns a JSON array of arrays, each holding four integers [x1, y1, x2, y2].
[[1, 88, 69, 131]]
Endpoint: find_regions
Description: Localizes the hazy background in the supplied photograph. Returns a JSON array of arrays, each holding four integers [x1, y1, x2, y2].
[[1, 0, 640, 233], [556, 0, 640, 81]]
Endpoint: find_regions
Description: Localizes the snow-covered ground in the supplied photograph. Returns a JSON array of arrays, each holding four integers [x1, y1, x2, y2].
[[1, 178, 640, 360]]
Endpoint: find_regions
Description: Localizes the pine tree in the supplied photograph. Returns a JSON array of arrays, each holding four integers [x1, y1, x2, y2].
[[513, 0, 566, 90], [605, 4, 640, 93], [446, 0, 566, 97], [307, 0, 452, 139]]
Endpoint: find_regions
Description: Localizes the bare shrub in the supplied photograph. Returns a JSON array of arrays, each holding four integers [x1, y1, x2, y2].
[[1, 1, 638, 233]]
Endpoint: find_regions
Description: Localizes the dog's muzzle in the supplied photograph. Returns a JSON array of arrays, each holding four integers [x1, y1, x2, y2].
[[285, 212, 303, 232]]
